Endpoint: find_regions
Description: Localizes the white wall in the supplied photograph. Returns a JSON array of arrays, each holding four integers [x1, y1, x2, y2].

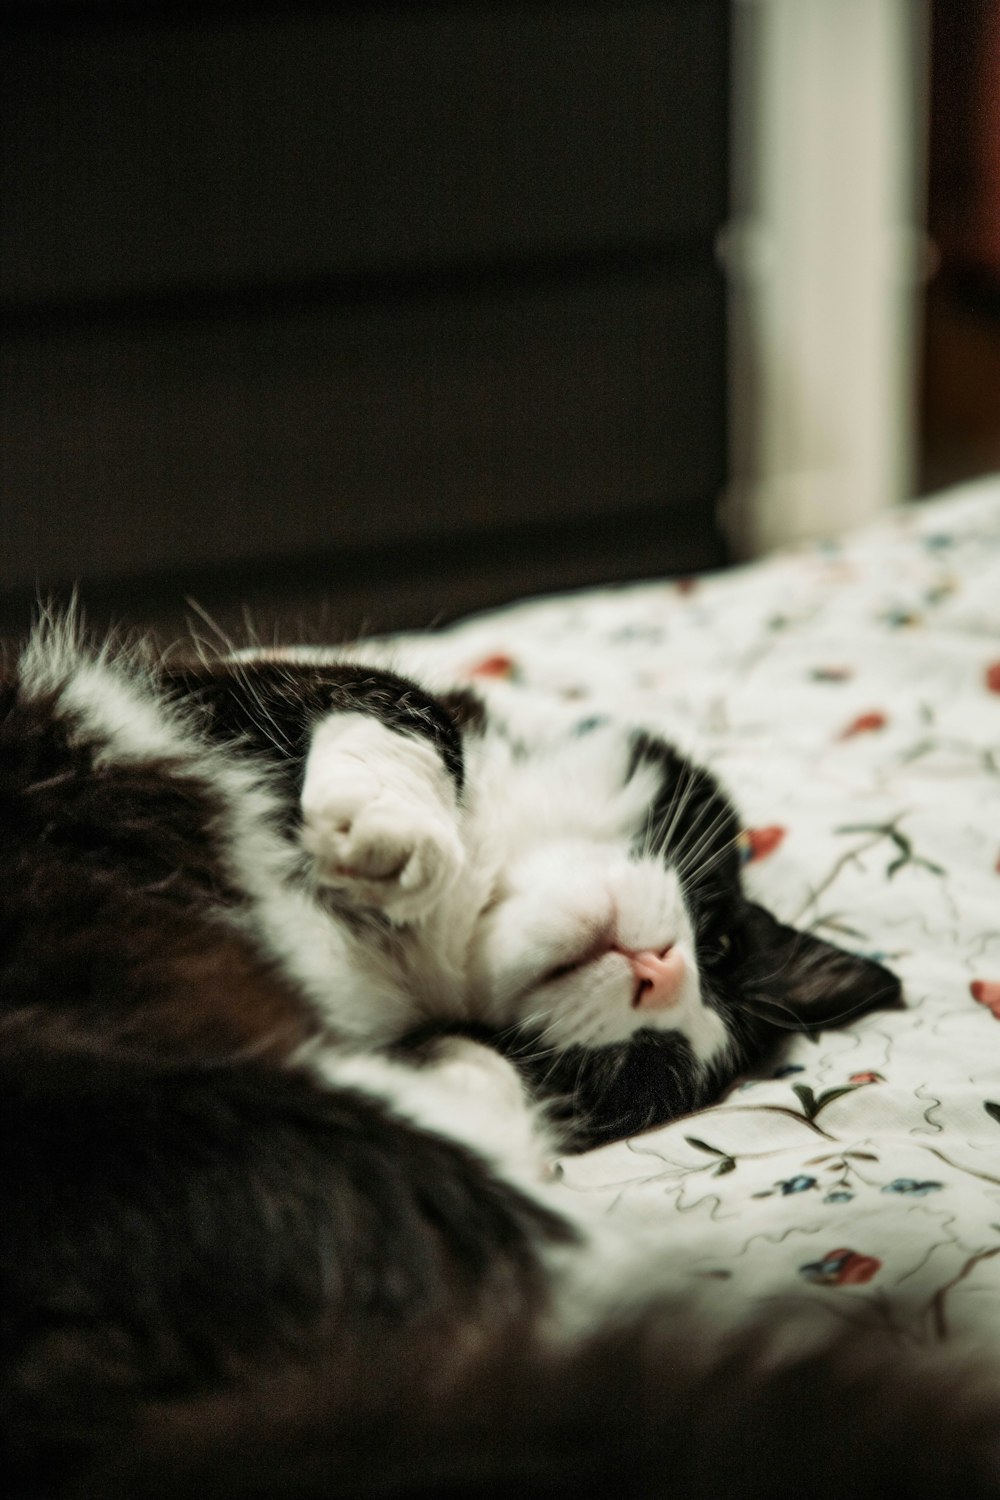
[[723, 0, 930, 556]]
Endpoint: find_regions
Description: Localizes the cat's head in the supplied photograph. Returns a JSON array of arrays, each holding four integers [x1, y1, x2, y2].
[[466, 747, 901, 1151]]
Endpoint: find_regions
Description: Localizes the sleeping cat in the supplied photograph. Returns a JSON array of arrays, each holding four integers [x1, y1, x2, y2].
[[1, 617, 951, 1500], [164, 645, 902, 1149]]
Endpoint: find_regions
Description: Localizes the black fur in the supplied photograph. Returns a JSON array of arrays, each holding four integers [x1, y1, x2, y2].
[[0, 649, 572, 1495], [0, 671, 318, 1062], [0, 1052, 574, 1494], [162, 658, 469, 795], [53, 1312, 1000, 1500]]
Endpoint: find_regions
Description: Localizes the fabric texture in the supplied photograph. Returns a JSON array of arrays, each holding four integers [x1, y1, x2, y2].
[[397, 477, 1000, 1352]]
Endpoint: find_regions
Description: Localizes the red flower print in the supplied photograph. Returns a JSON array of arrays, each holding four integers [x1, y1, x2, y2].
[[838, 711, 887, 740], [848, 1071, 884, 1085], [833, 1251, 882, 1286], [971, 981, 1000, 1018], [986, 662, 1000, 694], [740, 826, 786, 863], [800, 1248, 881, 1287], [468, 653, 517, 680]]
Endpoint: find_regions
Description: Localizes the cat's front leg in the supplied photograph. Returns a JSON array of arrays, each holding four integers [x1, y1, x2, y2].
[[301, 712, 465, 925]]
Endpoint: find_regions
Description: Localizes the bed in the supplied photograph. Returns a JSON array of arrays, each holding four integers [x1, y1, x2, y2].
[[378, 477, 1000, 1355]]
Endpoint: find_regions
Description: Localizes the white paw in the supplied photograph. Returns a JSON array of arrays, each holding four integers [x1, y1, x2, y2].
[[302, 790, 463, 923], [300, 714, 464, 925], [427, 1036, 529, 1114], [425, 1038, 557, 1182]]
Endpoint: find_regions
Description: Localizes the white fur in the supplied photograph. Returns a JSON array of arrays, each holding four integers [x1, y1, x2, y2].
[[458, 725, 728, 1062], [20, 618, 191, 765], [301, 713, 464, 924], [318, 1038, 558, 1193], [17, 627, 423, 1049], [298, 707, 731, 1068]]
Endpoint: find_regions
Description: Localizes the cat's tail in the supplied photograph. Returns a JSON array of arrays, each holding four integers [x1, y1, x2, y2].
[[51, 1303, 1000, 1500]]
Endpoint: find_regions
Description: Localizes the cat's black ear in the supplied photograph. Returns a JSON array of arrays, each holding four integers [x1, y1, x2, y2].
[[736, 901, 903, 1031]]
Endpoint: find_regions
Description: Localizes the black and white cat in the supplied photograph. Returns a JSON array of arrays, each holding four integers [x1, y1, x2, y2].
[[7, 618, 987, 1500], [164, 642, 901, 1150]]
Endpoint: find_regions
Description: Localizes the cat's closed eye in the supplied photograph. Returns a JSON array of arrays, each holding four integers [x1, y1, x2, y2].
[[541, 931, 615, 985], [544, 959, 582, 984]]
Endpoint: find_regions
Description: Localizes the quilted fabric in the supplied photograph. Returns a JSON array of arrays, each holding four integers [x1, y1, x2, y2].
[[395, 477, 1000, 1353]]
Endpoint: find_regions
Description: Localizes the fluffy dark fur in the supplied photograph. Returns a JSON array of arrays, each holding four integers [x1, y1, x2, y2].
[[0, 627, 941, 1499], [0, 638, 570, 1494], [58, 1319, 1000, 1500]]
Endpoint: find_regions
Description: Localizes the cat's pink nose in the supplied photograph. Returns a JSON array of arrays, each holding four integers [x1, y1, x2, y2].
[[627, 946, 686, 1011]]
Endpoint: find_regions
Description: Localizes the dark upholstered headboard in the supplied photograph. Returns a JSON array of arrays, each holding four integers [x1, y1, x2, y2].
[[1, 0, 731, 637]]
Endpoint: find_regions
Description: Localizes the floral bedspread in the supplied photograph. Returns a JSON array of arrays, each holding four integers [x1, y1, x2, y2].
[[390, 477, 1000, 1353]]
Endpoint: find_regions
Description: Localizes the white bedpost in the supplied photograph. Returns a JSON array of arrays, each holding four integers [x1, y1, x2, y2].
[[722, 0, 930, 556]]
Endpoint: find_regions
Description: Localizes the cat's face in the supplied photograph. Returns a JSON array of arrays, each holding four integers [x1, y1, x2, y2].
[[462, 732, 902, 1152], [467, 839, 730, 1067]]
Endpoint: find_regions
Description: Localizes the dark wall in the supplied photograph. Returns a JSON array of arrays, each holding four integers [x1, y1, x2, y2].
[[1, 1, 731, 638], [921, 0, 1000, 492]]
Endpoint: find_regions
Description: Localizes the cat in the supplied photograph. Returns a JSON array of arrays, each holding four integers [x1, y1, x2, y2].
[[2, 616, 958, 1500], [162, 643, 902, 1150]]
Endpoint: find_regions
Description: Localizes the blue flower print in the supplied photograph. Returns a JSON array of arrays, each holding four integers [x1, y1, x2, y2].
[[881, 1178, 944, 1197], [778, 1175, 818, 1196]]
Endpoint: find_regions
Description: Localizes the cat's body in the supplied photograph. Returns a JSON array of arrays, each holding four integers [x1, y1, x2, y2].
[[4, 619, 979, 1500]]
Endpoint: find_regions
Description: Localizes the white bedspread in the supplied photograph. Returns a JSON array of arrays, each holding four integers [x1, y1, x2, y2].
[[397, 478, 1000, 1353]]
